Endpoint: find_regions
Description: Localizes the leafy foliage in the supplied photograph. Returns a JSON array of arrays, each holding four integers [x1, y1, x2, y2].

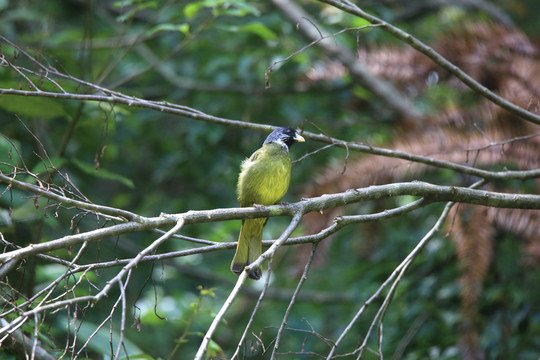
[[1, 1, 540, 360]]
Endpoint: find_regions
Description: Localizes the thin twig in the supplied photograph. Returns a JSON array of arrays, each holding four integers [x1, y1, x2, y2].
[[317, 0, 540, 125], [355, 201, 456, 359], [74, 295, 123, 358], [113, 278, 128, 360], [231, 263, 273, 360], [245, 212, 304, 276], [271, 0, 421, 120], [197, 213, 303, 360], [95, 218, 185, 301], [3, 181, 540, 267], [326, 180, 485, 359], [271, 243, 319, 359], [265, 23, 383, 87]]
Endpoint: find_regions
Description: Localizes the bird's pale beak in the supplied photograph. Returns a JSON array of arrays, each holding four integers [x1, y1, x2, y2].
[[294, 133, 306, 142]]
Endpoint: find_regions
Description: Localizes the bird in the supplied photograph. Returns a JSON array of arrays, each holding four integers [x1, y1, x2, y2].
[[231, 127, 305, 280]]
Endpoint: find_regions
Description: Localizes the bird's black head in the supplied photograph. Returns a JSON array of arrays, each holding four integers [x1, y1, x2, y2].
[[263, 127, 305, 150]]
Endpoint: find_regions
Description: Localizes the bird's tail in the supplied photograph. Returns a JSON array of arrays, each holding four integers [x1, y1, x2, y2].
[[231, 218, 265, 280]]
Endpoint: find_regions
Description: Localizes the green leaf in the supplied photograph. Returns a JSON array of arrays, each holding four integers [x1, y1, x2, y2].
[[185, 0, 261, 19], [352, 85, 371, 100], [113, 0, 135, 7], [115, 0, 157, 22], [220, 0, 261, 17], [184, 2, 205, 19], [199, 288, 216, 298], [205, 339, 224, 359], [219, 22, 277, 41], [178, 23, 190, 36], [71, 158, 135, 189], [239, 22, 277, 41], [147, 23, 190, 36], [118, 355, 156, 360], [0, 95, 67, 119], [351, 17, 371, 28]]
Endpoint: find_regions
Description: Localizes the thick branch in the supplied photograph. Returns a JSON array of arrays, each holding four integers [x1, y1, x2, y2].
[[296, 135, 540, 181], [0, 95, 539, 181], [2, 181, 539, 265], [2, 35, 540, 182]]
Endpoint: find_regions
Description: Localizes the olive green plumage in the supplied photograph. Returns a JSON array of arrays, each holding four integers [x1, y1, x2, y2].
[[231, 127, 305, 280]]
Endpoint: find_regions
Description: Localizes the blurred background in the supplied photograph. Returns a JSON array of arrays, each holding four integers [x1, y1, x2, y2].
[[1, 0, 539, 359]]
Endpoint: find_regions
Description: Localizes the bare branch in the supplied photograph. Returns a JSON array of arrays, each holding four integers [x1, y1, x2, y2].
[[2, 34, 539, 179], [196, 213, 303, 359], [1, 6, 538, 359], [317, 0, 540, 126], [2, 180, 540, 268], [0, 172, 139, 221], [231, 264, 273, 360], [94, 218, 185, 302], [326, 200, 455, 359], [271, 243, 319, 359], [271, 0, 422, 121]]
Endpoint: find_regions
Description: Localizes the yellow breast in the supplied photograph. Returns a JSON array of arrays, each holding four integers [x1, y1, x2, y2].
[[237, 143, 292, 207]]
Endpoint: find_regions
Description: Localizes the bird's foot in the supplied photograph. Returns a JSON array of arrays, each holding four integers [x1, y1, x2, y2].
[[253, 203, 265, 209], [231, 262, 262, 280], [247, 265, 262, 280]]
